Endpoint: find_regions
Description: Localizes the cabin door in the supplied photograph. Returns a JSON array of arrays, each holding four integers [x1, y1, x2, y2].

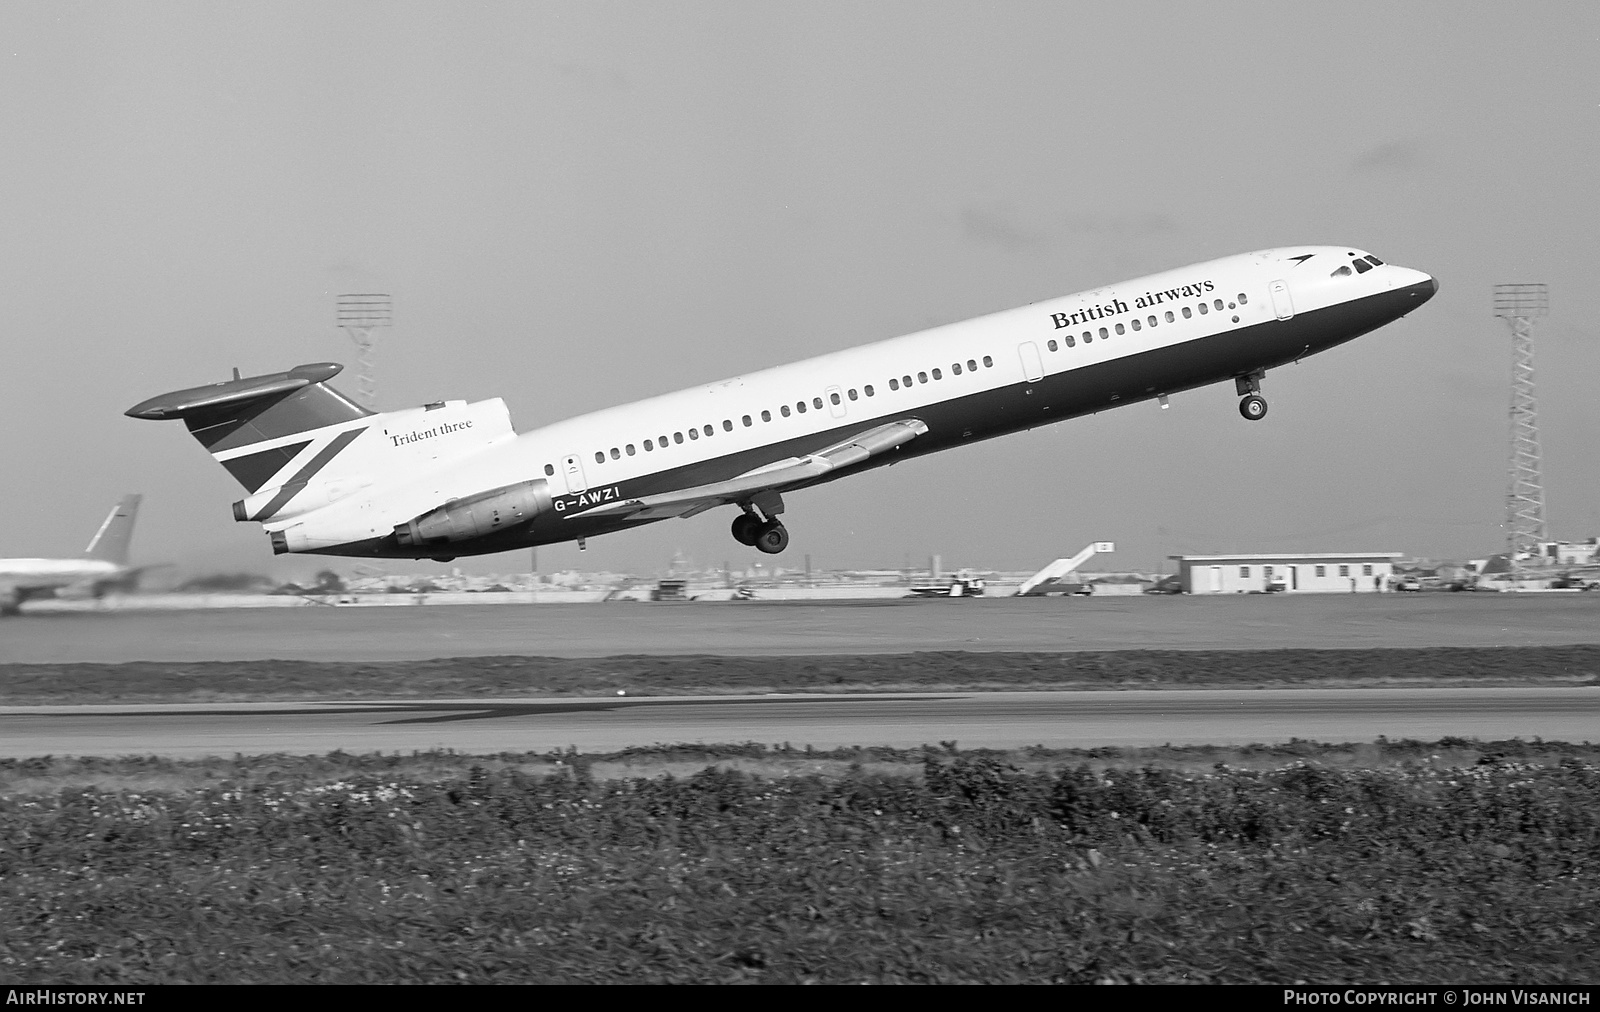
[[562, 454, 588, 495], [1269, 280, 1295, 320], [824, 385, 847, 418], [1018, 341, 1044, 382]]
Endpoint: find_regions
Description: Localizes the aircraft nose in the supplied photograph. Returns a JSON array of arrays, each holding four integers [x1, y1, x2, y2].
[[1402, 273, 1438, 304]]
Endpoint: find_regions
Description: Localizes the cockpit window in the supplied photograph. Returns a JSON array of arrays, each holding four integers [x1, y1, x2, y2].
[[1364, 255, 1384, 266], [1352, 259, 1372, 274], [1332, 265, 1352, 277]]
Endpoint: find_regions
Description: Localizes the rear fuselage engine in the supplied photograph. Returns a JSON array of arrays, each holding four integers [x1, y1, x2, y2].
[[394, 479, 553, 548]]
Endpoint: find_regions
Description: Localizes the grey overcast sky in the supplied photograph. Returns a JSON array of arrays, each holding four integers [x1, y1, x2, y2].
[[2, 1, 1596, 580]]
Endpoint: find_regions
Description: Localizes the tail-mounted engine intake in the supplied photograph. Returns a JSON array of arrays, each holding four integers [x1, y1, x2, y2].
[[394, 479, 553, 547]]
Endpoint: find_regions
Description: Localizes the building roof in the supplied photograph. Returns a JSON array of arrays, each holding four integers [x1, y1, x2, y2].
[[1170, 553, 1403, 562]]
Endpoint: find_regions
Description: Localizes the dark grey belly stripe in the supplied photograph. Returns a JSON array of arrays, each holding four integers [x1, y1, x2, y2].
[[251, 427, 368, 521]]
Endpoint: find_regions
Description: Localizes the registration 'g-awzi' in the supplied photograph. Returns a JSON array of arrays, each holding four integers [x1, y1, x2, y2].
[[127, 247, 1436, 560]]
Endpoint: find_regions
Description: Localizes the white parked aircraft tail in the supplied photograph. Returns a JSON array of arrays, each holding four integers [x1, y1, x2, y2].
[[83, 495, 142, 566]]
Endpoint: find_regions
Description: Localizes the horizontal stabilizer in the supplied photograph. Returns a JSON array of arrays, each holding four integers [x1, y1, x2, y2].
[[125, 363, 353, 420], [567, 418, 928, 522]]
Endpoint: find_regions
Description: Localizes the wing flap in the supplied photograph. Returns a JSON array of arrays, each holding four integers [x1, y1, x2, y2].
[[567, 418, 928, 521]]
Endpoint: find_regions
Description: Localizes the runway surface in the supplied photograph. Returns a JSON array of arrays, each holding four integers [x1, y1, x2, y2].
[[4, 593, 1599, 664], [3, 687, 1595, 758]]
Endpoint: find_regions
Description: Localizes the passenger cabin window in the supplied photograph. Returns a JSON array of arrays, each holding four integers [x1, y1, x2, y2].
[[917, 372, 927, 384], [889, 378, 899, 390], [594, 451, 604, 463], [982, 356, 993, 367], [813, 397, 823, 410], [847, 389, 858, 400], [932, 368, 942, 380], [903, 375, 913, 386], [829, 392, 840, 405], [1063, 334, 1075, 347], [781, 405, 791, 417], [1130, 319, 1141, 331], [1148, 315, 1157, 327], [625, 444, 635, 456], [723, 419, 733, 431], [673, 432, 683, 444], [610, 448, 620, 459], [1165, 311, 1174, 323], [796, 401, 807, 413], [1214, 299, 1225, 310], [660, 434, 669, 446], [742, 415, 751, 427], [1182, 307, 1192, 318], [952, 362, 962, 374], [967, 359, 977, 371], [1198, 303, 1208, 315], [688, 428, 698, 440], [644, 439, 653, 451], [1238, 293, 1249, 304], [864, 384, 875, 396], [1114, 323, 1125, 335], [704, 424, 714, 437], [1047, 340, 1058, 351]]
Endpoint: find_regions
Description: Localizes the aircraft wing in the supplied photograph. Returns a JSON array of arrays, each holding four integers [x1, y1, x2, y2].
[[565, 418, 928, 522]]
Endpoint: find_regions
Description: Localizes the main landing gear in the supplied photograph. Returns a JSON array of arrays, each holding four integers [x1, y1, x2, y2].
[[731, 503, 789, 555], [1236, 371, 1268, 421]]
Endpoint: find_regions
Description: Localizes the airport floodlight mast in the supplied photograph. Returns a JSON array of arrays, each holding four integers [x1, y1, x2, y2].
[[335, 294, 393, 410], [1494, 283, 1549, 579]]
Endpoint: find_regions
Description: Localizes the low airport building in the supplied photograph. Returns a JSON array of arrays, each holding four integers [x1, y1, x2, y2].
[[1171, 553, 1402, 594]]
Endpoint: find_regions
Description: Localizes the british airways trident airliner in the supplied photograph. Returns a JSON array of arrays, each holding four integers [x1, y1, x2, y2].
[[127, 247, 1436, 561]]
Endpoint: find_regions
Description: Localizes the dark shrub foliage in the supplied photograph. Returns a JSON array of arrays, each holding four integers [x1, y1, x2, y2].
[[2, 749, 1597, 983]]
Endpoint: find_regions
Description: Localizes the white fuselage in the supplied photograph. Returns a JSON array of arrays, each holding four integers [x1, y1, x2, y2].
[[245, 246, 1432, 557], [0, 559, 124, 595]]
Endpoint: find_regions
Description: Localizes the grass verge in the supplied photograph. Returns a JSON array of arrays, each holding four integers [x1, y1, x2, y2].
[[1, 738, 1596, 984], [4, 645, 1600, 704]]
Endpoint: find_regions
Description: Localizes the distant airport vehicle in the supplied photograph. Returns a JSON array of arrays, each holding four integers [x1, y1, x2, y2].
[[127, 248, 1436, 562], [907, 574, 986, 598], [0, 495, 142, 615]]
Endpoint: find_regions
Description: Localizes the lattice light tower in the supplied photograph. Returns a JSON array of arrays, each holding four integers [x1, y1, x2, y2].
[[335, 294, 393, 410], [1494, 283, 1549, 575]]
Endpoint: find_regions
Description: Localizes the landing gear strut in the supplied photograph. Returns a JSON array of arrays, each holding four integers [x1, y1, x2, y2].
[[1235, 371, 1268, 421]]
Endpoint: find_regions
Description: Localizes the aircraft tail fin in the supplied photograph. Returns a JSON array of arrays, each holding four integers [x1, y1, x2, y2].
[[125, 363, 374, 492], [84, 495, 142, 565]]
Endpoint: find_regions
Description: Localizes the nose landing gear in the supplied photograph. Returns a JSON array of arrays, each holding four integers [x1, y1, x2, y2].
[[1235, 371, 1268, 421]]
